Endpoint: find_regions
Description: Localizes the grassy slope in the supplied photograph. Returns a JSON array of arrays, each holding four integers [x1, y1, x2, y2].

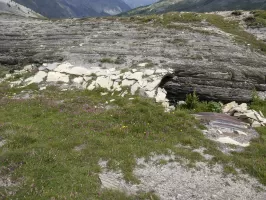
[[0, 82, 266, 199], [127, 11, 266, 53]]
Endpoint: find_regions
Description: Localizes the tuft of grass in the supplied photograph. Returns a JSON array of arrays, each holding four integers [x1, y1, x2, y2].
[[246, 10, 266, 28], [100, 57, 114, 63]]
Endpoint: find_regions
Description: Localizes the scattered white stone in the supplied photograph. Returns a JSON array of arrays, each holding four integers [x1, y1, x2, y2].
[[177, 101, 186, 106], [54, 62, 73, 73], [122, 71, 132, 79], [24, 64, 33, 71], [0, 140, 6, 147], [110, 75, 120, 81], [46, 63, 59, 71], [145, 79, 161, 91], [252, 121, 261, 128], [145, 90, 156, 98], [121, 79, 135, 87], [129, 98, 134, 100], [222, 101, 238, 113], [10, 80, 22, 87], [144, 69, 155, 76], [46, 72, 69, 83], [101, 92, 108, 96], [131, 82, 140, 95], [110, 99, 116, 102], [127, 72, 143, 83], [5, 74, 12, 79], [155, 88, 167, 103], [223, 102, 266, 127], [67, 67, 92, 76], [95, 76, 113, 90], [120, 91, 128, 97], [138, 63, 148, 67], [32, 71, 47, 84], [88, 81, 96, 91], [39, 86, 46, 91], [155, 69, 168, 74], [84, 76, 92, 82], [234, 130, 248, 136], [82, 81, 88, 89], [215, 137, 250, 147], [112, 82, 122, 92], [73, 77, 84, 84]]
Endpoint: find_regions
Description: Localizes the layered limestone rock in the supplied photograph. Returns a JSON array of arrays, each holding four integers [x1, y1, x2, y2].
[[1, 14, 266, 103]]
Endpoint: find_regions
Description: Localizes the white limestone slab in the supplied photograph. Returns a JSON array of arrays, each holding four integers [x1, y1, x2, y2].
[[127, 72, 143, 83], [73, 77, 84, 84], [155, 88, 167, 103], [54, 62, 73, 73], [121, 79, 135, 87], [88, 81, 96, 90], [95, 76, 113, 90], [46, 72, 69, 83], [131, 82, 140, 95], [215, 137, 250, 147], [145, 79, 161, 91], [144, 69, 155, 76]]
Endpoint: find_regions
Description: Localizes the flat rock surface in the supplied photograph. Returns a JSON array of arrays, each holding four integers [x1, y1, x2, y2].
[[99, 156, 266, 200], [195, 112, 259, 153]]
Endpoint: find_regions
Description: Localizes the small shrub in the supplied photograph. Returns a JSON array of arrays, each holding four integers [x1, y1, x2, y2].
[[100, 58, 114, 63], [244, 16, 256, 23], [251, 89, 264, 105], [231, 10, 242, 16], [185, 91, 199, 109], [207, 101, 222, 113]]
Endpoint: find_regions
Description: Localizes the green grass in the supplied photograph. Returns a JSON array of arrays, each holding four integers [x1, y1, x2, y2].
[[100, 58, 114, 64], [1, 85, 266, 199], [245, 10, 266, 28], [202, 13, 266, 53]]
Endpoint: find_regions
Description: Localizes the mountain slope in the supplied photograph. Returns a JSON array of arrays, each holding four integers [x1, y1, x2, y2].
[[123, 0, 159, 9], [0, 0, 42, 17], [13, 0, 131, 18], [125, 0, 266, 15]]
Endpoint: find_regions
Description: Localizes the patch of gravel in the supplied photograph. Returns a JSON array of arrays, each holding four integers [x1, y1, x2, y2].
[[99, 155, 266, 200]]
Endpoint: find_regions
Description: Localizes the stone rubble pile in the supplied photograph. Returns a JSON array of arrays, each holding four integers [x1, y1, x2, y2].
[[2, 62, 175, 112], [222, 101, 266, 127]]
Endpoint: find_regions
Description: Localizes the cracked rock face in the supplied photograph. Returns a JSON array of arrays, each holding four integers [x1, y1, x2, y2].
[[1, 13, 266, 102]]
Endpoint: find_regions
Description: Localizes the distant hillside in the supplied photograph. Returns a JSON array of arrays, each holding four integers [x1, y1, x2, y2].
[[125, 0, 266, 15], [123, 0, 158, 8], [0, 0, 42, 17], [13, 0, 131, 18]]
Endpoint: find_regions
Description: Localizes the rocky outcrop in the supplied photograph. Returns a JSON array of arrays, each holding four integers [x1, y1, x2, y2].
[[161, 62, 266, 104], [1, 14, 266, 103], [222, 101, 266, 127]]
